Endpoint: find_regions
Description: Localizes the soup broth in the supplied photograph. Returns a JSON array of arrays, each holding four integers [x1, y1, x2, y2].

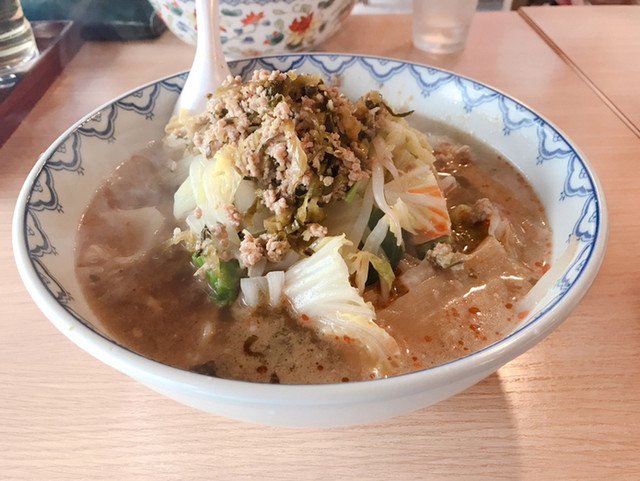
[[75, 118, 550, 384]]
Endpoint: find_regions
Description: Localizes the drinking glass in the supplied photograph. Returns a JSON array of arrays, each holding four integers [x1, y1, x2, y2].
[[0, 0, 38, 86], [412, 0, 479, 54]]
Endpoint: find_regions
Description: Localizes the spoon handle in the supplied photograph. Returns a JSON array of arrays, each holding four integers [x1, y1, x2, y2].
[[174, 0, 231, 115]]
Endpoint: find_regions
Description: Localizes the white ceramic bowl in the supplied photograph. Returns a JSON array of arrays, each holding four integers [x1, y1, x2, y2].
[[148, 0, 355, 59], [13, 54, 608, 427]]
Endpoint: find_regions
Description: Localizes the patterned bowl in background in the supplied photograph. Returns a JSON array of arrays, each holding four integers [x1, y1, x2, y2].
[[148, 0, 355, 59]]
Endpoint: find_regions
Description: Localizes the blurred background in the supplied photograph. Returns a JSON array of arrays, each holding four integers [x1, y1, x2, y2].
[[19, 0, 639, 43]]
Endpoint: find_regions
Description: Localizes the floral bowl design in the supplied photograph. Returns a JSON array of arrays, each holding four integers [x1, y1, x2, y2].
[[13, 54, 607, 427], [148, 0, 355, 59]]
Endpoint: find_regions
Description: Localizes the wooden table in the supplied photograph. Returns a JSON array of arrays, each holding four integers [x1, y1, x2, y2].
[[520, 5, 640, 136], [1, 9, 639, 480]]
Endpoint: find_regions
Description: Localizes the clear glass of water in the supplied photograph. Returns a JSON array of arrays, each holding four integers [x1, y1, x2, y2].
[[412, 0, 479, 54], [0, 0, 39, 86]]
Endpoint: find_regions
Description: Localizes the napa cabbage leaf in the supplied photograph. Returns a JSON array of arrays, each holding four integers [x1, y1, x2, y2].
[[283, 235, 400, 377]]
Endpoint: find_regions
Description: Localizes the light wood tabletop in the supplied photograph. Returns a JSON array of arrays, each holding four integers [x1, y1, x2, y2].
[[1, 9, 639, 480], [520, 4, 640, 136]]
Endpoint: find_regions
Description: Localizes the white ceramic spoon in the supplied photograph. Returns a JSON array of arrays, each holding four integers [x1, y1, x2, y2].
[[173, 0, 231, 116]]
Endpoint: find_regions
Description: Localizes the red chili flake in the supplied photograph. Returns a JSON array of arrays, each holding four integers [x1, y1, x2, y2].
[[517, 310, 529, 320], [301, 314, 309, 322], [341, 377, 349, 382], [343, 335, 352, 343], [468, 306, 481, 315], [505, 303, 513, 309], [257, 365, 268, 374], [317, 365, 324, 371], [424, 335, 432, 342]]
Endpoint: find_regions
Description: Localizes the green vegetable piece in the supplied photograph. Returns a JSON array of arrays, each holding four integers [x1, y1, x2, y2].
[[367, 209, 403, 267], [208, 258, 243, 306], [192, 252, 205, 267], [364, 209, 404, 286], [192, 253, 243, 306], [265, 79, 285, 98], [344, 180, 365, 203]]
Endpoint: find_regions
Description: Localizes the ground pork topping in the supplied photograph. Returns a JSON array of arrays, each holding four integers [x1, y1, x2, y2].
[[263, 234, 290, 263], [426, 242, 468, 269], [167, 69, 412, 270], [238, 231, 291, 267], [223, 204, 243, 230], [191, 69, 375, 219], [468, 198, 496, 224], [433, 142, 472, 168], [239, 232, 263, 267]]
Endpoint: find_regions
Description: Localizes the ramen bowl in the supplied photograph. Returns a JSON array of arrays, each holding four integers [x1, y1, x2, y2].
[[13, 54, 607, 427], [148, 0, 355, 59]]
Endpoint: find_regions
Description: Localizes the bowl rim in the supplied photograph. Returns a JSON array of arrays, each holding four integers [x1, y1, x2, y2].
[[12, 53, 609, 404]]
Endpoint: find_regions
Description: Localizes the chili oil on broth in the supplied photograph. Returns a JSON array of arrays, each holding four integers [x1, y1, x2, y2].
[[74, 120, 551, 384], [377, 118, 551, 371]]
